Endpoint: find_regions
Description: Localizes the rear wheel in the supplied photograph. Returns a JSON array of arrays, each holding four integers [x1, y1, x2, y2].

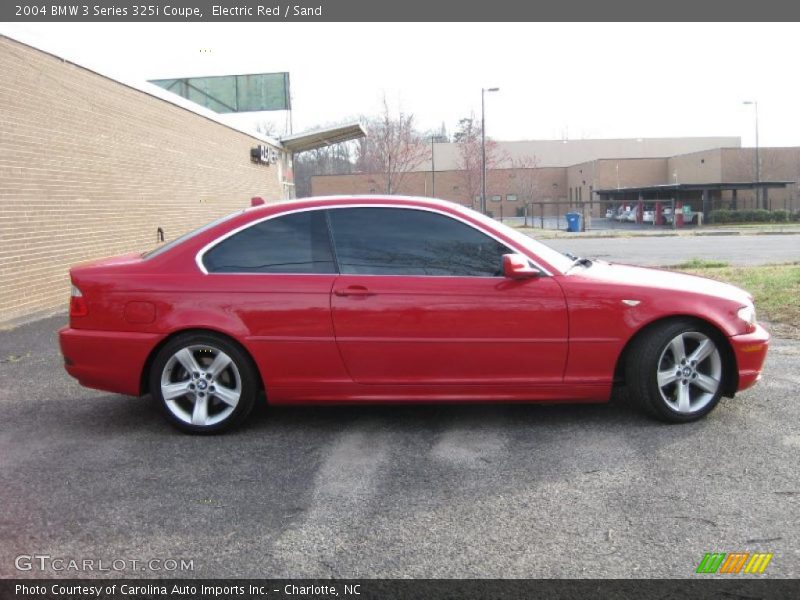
[[626, 320, 727, 422], [150, 332, 258, 433]]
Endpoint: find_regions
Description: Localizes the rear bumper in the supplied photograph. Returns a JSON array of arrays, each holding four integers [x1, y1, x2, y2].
[[59, 327, 163, 396], [730, 323, 770, 392]]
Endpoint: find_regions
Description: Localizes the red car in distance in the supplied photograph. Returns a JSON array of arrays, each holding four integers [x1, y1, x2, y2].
[[59, 196, 769, 433]]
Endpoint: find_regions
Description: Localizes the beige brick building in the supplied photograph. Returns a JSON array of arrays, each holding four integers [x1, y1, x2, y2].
[[0, 35, 362, 325], [313, 140, 800, 217]]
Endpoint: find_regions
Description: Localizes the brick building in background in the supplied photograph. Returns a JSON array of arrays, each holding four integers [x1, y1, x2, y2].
[[313, 139, 800, 217], [0, 34, 363, 325]]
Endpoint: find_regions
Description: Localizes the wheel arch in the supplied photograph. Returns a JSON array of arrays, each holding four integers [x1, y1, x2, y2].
[[613, 315, 739, 398], [140, 327, 264, 397]]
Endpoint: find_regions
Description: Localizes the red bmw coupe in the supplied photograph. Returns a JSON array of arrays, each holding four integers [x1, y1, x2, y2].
[[59, 196, 769, 433]]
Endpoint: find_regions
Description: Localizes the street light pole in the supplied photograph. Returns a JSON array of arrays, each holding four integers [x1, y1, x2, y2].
[[481, 87, 499, 214], [744, 100, 760, 208], [430, 137, 436, 198]]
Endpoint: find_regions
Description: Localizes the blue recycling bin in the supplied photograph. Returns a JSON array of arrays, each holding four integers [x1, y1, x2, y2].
[[565, 212, 582, 232]]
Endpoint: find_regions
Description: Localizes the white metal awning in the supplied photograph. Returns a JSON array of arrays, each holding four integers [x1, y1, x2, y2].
[[280, 122, 366, 153]]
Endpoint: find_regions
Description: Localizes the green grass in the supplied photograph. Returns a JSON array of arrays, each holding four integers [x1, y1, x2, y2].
[[670, 261, 800, 337], [670, 258, 730, 269]]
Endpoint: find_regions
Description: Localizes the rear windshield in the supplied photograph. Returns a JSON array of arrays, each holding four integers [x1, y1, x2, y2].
[[142, 210, 243, 260]]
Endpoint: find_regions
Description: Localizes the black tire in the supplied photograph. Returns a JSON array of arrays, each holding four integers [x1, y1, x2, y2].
[[625, 319, 727, 423], [149, 332, 258, 434]]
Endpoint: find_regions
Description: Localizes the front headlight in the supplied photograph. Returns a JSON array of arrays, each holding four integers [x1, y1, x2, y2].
[[737, 305, 756, 328]]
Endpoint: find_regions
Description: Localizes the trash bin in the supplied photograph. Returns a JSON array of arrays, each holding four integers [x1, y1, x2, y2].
[[565, 212, 582, 232]]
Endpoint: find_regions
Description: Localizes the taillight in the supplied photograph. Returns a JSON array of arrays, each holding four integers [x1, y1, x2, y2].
[[70, 284, 88, 317]]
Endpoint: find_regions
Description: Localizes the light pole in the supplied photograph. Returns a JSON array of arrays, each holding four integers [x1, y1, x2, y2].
[[430, 136, 436, 198], [481, 87, 499, 214], [743, 100, 760, 208]]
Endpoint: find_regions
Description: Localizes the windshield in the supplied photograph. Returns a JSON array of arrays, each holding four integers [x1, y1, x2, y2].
[[142, 210, 244, 260], [459, 207, 575, 273]]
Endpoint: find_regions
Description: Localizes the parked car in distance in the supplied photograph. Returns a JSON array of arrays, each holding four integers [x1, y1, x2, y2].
[[615, 206, 633, 222], [60, 196, 770, 433], [663, 208, 697, 225]]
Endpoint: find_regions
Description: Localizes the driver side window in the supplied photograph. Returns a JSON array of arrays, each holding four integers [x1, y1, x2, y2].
[[327, 207, 511, 277]]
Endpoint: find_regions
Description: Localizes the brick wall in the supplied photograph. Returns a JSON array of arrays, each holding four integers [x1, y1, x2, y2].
[[311, 167, 568, 217], [0, 36, 284, 325]]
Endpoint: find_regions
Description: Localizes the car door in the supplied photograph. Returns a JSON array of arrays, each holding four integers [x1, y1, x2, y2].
[[327, 206, 568, 385], [199, 209, 346, 386]]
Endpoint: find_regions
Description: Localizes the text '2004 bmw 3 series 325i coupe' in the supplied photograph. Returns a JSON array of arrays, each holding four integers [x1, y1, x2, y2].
[[59, 196, 769, 433]]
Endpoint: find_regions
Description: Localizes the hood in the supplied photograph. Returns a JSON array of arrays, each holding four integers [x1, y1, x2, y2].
[[571, 261, 753, 306]]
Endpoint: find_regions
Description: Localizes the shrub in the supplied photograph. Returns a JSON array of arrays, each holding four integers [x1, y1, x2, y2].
[[753, 209, 771, 222], [709, 209, 731, 224], [708, 209, 792, 224]]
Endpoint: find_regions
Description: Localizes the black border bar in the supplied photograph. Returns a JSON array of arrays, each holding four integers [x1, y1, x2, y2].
[[4, 0, 800, 22], [3, 579, 800, 600]]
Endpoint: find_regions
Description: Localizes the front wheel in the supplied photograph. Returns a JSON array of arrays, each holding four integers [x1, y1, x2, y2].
[[150, 333, 258, 434], [626, 320, 728, 423]]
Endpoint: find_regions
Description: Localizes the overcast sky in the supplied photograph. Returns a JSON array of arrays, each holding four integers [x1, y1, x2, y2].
[[3, 22, 798, 146]]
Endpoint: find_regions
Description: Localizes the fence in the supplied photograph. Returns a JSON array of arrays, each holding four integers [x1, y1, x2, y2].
[[504, 199, 687, 231]]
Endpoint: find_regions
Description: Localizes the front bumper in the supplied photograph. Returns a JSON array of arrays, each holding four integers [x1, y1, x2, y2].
[[59, 327, 163, 396], [730, 323, 770, 392]]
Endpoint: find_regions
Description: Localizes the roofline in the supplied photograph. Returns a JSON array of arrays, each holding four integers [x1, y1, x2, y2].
[[595, 181, 795, 194], [309, 165, 566, 180], [269, 194, 466, 206], [0, 31, 282, 148], [475, 136, 742, 145]]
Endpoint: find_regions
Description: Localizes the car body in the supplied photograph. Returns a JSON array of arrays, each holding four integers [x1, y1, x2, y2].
[[59, 196, 769, 432]]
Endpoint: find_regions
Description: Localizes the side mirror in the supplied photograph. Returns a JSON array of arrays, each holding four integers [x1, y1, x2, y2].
[[502, 254, 541, 279]]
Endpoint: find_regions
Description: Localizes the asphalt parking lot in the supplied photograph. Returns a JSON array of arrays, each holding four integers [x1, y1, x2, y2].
[[547, 233, 800, 266], [1, 312, 798, 579]]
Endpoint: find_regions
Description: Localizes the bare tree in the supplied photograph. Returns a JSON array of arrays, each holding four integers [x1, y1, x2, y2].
[[293, 142, 356, 198], [454, 115, 503, 209], [509, 155, 540, 205], [254, 120, 278, 138], [355, 97, 429, 194]]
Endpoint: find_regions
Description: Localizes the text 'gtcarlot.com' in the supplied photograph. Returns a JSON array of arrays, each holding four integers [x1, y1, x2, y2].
[[14, 554, 194, 572]]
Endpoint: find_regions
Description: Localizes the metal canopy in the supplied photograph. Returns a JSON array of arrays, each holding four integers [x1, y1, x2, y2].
[[280, 122, 366, 153], [596, 181, 793, 195]]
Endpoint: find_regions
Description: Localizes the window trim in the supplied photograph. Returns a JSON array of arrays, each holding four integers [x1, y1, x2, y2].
[[195, 205, 553, 277]]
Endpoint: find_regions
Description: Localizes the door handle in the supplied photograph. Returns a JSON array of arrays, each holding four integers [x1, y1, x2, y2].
[[334, 285, 375, 297]]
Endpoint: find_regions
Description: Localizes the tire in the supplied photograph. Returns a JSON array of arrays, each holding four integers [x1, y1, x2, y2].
[[625, 319, 728, 423], [149, 332, 258, 434]]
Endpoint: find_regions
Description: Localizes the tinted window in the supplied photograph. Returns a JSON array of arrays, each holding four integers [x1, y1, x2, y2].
[[203, 211, 335, 274], [328, 208, 510, 277]]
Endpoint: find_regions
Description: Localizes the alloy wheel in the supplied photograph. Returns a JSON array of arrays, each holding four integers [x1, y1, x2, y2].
[[656, 331, 722, 414], [159, 345, 242, 426]]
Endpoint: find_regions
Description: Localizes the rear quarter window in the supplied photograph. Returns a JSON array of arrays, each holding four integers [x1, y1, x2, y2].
[[202, 211, 335, 274]]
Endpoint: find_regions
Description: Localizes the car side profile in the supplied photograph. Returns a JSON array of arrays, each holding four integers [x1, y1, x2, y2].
[[59, 196, 770, 433]]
